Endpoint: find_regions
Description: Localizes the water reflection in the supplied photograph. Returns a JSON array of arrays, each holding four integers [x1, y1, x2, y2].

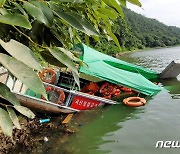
[[100, 47, 180, 154], [45, 105, 144, 154], [120, 47, 180, 73], [121, 47, 180, 100], [160, 78, 180, 99]]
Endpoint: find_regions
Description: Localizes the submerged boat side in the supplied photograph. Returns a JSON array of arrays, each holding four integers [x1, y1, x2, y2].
[[0, 70, 118, 114]]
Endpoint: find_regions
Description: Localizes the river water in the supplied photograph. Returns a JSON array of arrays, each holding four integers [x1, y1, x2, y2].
[[43, 47, 180, 154]]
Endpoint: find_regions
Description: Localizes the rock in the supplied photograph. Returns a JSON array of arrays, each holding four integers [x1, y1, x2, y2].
[[78, 123, 83, 127], [44, 137, 49, 142], [0, 115, 72, 153]]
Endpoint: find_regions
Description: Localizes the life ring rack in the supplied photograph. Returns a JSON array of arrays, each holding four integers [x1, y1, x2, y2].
[[39, 68, 56, 84], [123, 97, 146, 107], [41, 86, 65, 105]]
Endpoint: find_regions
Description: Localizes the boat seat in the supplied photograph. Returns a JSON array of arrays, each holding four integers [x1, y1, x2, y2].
[[25, 89, 41, 99]]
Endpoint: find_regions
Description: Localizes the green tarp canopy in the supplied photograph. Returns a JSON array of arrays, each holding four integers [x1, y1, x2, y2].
[[77, 44, 161, 96]]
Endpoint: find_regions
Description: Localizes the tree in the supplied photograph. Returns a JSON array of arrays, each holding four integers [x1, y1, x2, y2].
[[123, 8, 180, 48], [0, 0, 142, 136]]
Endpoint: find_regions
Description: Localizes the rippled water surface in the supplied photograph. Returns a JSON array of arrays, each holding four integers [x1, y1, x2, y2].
[[46, 47, 180, 154]]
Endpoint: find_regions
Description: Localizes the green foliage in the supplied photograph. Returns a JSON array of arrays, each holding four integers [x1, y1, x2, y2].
[[127, 0, 142, 7], [7, 107, 21, 129], [0, 39, 42, 71], [0, 13, 32, 29], [0, 53, 47, 99], [102, 0, 124, 18], [13, 105, 35, 119], [0, 82, 20, 106], [94, 8, 180, 54], [0, 108, 13, 136], [124, 8, 180, 48], [94, 40, 121, 55], [0, 0, 6, 7], [0, 0, 135, 136], [48, 47, 78, 74], [0, 83, 35, 136]]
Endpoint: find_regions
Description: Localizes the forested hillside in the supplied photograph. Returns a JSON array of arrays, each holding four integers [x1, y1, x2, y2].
[[94, 8, 180, 54]]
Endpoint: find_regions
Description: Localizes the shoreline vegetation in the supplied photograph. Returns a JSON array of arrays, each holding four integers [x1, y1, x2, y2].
[[109, 44, 180, 58], [92, 8, 180, 57], [93, 41, 180, 58]]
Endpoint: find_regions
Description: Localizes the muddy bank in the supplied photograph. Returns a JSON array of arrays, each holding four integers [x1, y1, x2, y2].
[[0, 115, 78, 154]]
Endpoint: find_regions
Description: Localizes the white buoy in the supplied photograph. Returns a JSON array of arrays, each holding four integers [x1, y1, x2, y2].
[[44, 137, 49, 142]]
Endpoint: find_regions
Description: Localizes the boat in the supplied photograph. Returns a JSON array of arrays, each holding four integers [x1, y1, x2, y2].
[[159, 60, 180, 79], [0, 70, 118, 114], [1, 44, 172, 114], [75, 44, 162, 96]]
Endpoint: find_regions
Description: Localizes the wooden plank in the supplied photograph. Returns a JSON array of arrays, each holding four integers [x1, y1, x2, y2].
[[62, 114, 73, 124]]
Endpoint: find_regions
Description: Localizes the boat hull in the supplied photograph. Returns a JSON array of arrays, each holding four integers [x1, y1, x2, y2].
[[15, 92, 78, 114]]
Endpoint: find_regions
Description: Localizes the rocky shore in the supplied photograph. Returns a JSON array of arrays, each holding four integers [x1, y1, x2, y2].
[[0, 115, 77, 154]]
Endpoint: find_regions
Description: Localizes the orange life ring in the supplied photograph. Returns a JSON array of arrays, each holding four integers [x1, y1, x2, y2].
[[42, 86, 65, 104], [39, 68, 56, 84], [123, 97, 146, 107]]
